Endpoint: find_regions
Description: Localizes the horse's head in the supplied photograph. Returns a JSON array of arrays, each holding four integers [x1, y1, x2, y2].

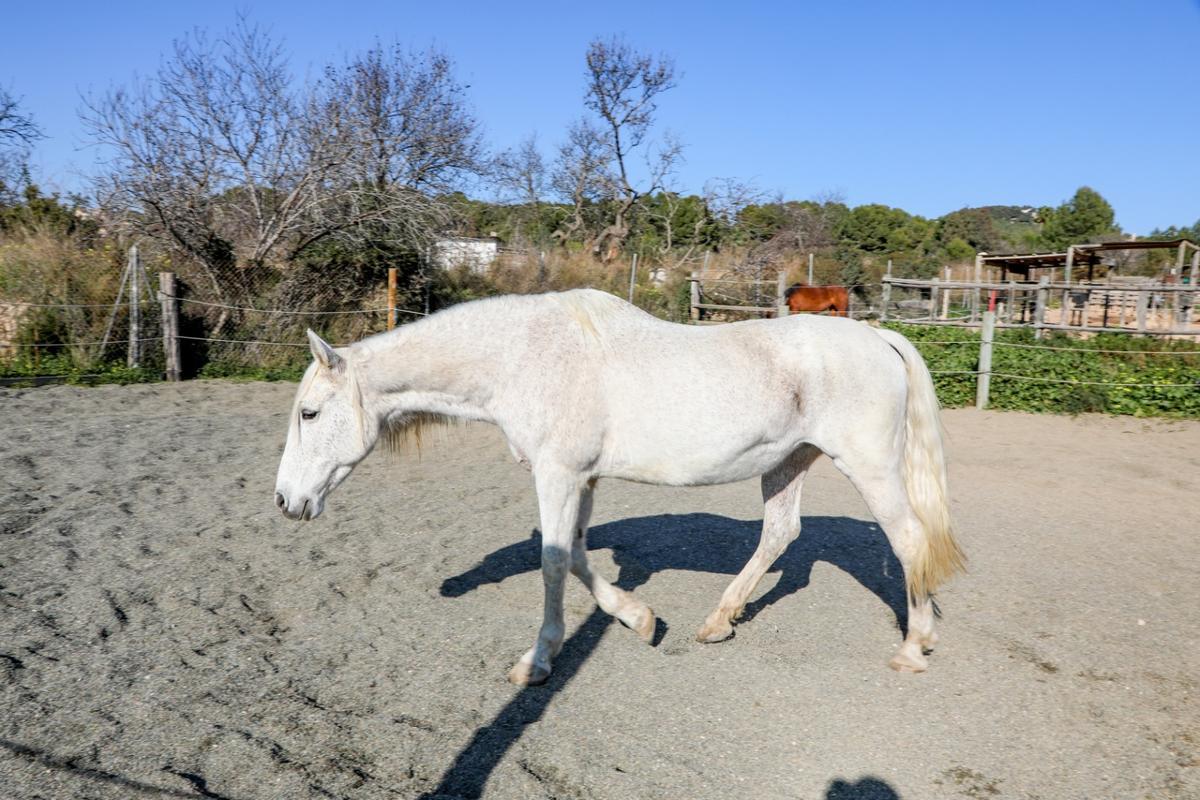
[[274, 330, 379, 521]]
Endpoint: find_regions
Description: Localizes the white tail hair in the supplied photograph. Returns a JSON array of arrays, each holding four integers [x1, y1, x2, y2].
[[875, 328, 967, 600]]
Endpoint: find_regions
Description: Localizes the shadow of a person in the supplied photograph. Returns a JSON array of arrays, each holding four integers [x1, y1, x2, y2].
[[826, 776, 903, 799]]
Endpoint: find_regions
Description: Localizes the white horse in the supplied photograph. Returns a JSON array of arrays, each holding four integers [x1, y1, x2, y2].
[[274, 289, 965, 685]]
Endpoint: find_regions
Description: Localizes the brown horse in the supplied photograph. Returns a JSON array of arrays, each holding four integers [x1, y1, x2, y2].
[[785, 284, 849, 316]]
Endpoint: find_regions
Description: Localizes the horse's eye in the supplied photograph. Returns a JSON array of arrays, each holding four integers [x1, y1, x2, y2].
[[301, 409, 318, 421]]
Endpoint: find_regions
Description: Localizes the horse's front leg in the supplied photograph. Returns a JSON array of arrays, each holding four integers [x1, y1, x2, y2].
[[508, 466, 586, 686]]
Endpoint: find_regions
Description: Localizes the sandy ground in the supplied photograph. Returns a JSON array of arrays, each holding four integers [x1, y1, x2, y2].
[[1, 380, 1198, 800]]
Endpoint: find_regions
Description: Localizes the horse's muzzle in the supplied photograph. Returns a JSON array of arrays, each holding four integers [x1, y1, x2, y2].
[[275, 491, 317, 521]]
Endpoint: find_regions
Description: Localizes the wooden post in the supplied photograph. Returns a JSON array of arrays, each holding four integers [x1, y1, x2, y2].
[[127, 245, 140, 368], [880, 260, 893, 321], [976, 310, 995, 410], [158, 272, 181, 382], [387, 267, 397, 331], [1061, 247, 1075, 329], [971, 254, 982, 322], [628, 253, 638, 303], [1034, 276, 1049, 339], [1006, 280, 1016, 324], [777, 271, 788, 317], [689, 271, 700, 322], [1135, 288, 1149, 335], [941, 266, 951, 320], [1173, 243, 1187, 326], [807, 253, 814, 285], [928, 277, 940, 322], [1188, 248, 1200, 327]]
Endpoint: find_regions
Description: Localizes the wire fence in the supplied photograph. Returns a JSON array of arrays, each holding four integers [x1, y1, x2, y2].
[[0, 247, 424, 379], [901, 326, 1200, 417], [3, 260, 1199, 415]]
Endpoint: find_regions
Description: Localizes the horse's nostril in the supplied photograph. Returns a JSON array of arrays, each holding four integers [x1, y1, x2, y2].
[[275, 492, 286, 510]]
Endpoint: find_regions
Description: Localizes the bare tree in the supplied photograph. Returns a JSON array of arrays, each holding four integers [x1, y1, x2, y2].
[[0, 86, 44, 200], [82, 21, 336, 313], [82, 21, 483, 320], [492, 134, 549, 246], [313, 42, 485, 281], [550, 118, 611, 246], [636, 137, 708, 270], [703, 177, 765, 228], [582, 36, 677, 260], [324, 43, 483, 197], [786, 189, 847, 252]]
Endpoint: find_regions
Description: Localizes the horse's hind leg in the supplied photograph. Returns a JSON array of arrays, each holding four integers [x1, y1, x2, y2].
[[831, 451, 937, 673], [696, 445, 821, 643], [569, 479, 656, 642]]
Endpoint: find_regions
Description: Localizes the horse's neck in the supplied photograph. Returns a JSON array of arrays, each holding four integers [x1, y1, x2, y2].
[[357, 306, 508, 425]]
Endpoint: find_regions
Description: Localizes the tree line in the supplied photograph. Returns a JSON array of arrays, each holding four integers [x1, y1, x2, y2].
[[0, 19, 1191, 319]]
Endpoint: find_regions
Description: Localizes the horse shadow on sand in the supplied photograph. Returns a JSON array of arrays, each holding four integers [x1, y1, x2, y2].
[[419, 512, 906, 800]]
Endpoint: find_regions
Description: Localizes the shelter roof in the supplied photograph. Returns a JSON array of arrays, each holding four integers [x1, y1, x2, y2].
[[979, 239, 1198, 274]]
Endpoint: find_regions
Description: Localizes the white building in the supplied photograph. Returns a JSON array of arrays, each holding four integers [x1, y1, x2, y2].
[[433, 236, 501, 274]]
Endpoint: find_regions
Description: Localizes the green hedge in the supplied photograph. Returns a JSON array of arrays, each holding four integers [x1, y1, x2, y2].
[[0, 354, 159, 386], [887, 323, 1200, 417]]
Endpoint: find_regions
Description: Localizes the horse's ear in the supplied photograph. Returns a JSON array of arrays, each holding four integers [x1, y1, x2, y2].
[[307, 329, 343, 372]]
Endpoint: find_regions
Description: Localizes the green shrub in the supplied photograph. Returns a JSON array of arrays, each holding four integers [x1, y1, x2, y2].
[[884, 323, 1200, 417], [0, 355, 158, 386]]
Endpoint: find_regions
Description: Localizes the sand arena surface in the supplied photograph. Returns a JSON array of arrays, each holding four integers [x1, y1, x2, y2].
[[1, 380, 1198, 799]]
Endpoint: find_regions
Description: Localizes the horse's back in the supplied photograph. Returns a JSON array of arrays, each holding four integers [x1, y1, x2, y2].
[[550, 301, 909, 484]]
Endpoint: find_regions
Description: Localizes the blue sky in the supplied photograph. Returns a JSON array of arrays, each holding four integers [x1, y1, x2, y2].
[[3, 0, 1197, 233]]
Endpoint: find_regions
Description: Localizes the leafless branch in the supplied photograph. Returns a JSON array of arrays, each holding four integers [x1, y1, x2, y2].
[[582, 36, 678, 260]]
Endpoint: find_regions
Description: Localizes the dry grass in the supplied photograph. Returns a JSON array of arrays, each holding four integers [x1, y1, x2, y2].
[[0, 227, 127, 361]]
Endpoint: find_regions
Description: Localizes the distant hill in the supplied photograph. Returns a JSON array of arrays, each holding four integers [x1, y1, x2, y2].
[[937, 205, 1041, 253]]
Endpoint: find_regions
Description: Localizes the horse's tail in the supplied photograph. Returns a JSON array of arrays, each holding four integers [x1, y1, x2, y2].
[[874, 328, 966, 601], [835, 287, 850, 317]]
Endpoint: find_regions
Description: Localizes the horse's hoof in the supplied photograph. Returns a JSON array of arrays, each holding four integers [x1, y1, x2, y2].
[[888, 643, 928, 673], [508, 661, 550, 686], [695, 619, 734, 644], [633, 607, 656, 644]]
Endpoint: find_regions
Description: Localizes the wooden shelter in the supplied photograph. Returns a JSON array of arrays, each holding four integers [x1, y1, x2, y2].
[[977, 239, 1200, 284]]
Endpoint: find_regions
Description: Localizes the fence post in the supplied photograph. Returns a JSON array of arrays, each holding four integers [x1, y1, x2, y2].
[[880, 260, 893, 321], [941, 266, 952, 320], [976, 310, 995, 410], [1034, 276, 1049, 339], [158, 272, 181, 382], [777, 271, 789, 316], [128, 245, 140, 368], [627, 253, 638, 304], [689, 271, 700, 322], [387, 267, 397, 331], [1189, 248, 1200, 327], [970, 254, 982, 322], [1174, 243, 1187, 327], [1135, 288, 1149, 335], [928, 277, 940, 322], [807, 252, 814, 285]]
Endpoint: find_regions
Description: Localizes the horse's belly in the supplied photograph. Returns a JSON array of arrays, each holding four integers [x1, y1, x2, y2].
[[602, 429, 803, 487]]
